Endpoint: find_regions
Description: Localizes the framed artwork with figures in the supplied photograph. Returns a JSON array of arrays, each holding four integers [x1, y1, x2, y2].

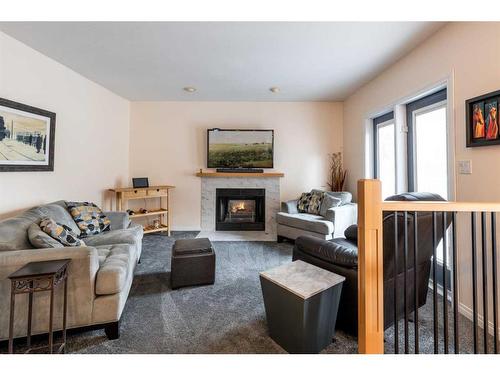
[[0, 97, 56, 171], [466, 90, 500, 147]]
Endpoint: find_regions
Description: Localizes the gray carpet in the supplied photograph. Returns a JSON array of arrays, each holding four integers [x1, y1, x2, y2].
[[68, 232, 358, 354], [5, 232, 487, 354]]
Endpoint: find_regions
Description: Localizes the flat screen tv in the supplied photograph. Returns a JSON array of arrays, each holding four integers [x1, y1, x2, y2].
[[207, 129, 274, 168]]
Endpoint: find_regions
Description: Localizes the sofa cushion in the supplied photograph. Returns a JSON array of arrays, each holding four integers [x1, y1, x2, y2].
[[39, 203, 82, 236], [295, 235, 358, 269], [277, 212, 334, 235], [28, 223, 64, 248], [39, 218, 85, 247], [84, 225, 142, 259], [95, 244, 135, 295], [66, 201, 111, 237], [312, 190, 352, 206], [297, 190, 324, 214], [319, 194, 342, 217], [104, 211, 131, 231]]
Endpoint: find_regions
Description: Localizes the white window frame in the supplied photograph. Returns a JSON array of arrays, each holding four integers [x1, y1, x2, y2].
[[374, 118, 397, 198], [365, 77, 455, 202]]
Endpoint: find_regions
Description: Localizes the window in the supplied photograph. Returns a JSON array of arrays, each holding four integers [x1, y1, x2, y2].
[[372, 89, 449, 199], [373, 112, 395, 199], [407, 89, 448, 198], [413, 106, 448, 198], [407, 88, 450, 287], [371, 88, 450, 290]]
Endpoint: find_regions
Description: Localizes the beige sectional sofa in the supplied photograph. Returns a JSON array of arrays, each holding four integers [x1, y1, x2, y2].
[[0, 201, 143, 340]]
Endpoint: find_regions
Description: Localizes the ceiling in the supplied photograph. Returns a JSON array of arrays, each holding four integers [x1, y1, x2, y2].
[[0, 22, 445, 101]]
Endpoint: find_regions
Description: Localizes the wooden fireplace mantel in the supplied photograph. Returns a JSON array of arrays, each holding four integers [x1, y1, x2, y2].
[[196, 170, 284, 178]]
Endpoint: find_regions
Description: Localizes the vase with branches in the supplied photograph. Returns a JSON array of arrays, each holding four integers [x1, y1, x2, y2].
[[327, 152, 347, 192]]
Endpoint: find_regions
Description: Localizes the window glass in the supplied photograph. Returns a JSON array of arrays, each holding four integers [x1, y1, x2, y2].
[[414, 105, 448, 200], [377, 121, 396, 199]]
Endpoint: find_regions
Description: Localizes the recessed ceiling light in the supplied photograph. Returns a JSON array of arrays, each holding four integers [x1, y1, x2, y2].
[[269, 87, 280, 93], [183, 87, 197, 93]]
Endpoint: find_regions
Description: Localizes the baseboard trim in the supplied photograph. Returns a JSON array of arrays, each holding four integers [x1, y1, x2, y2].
[[458, 302, 498, 337], [429, 281, 499, 337]]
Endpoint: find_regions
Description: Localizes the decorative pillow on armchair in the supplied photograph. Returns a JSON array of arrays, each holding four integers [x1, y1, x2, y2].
[[39, 218, 85, 247], [319, 194, 342, 217], [65, 201, 111, 237], [297, 190, 324, 215]]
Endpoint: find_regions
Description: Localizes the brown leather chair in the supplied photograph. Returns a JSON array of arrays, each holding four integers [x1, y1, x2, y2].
[[292, 192, 450, 335]]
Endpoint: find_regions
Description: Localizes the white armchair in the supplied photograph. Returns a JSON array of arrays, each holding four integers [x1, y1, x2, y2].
[[277, 191, 357, 241]]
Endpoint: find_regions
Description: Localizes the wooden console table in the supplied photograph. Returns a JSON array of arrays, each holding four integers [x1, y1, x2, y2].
[[108, 185, 175, 235]]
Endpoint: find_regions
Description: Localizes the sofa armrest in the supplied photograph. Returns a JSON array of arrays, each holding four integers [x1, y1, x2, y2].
[[294, 235, 358, 268], [0, 246, 99, 278], [281, 199, 299, 214], [324, 203, 358, 238], [104, 211, 131, 230]]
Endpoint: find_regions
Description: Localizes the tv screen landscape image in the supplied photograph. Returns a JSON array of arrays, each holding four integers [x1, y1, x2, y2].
[[207, 129, 274, 168]]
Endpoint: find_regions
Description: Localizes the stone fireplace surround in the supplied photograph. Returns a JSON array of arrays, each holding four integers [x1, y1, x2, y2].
[[198, 174, 282, 241]]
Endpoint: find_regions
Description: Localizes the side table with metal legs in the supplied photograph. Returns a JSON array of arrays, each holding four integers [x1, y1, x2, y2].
[[8, 259, 71, 354]]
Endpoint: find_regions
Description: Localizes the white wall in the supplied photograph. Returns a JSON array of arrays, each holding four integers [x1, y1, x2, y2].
[[343, 22, 500, 325], [344, 22, 500, 201], [0, 32, 130, 219], [130, 101, 343, 230]]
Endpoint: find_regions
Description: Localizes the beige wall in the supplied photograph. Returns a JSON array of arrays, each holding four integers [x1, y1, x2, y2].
[[344, 22, 500, 202], [0, 32, 130, 219], [343, 22, 500, 323], [130, 101, 343, 230]]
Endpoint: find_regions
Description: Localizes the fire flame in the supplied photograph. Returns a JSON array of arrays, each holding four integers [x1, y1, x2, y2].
[[231, 201, 246, 213]]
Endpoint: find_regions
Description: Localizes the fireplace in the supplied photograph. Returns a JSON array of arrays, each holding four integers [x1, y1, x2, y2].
[[216, 188, 265, 231]]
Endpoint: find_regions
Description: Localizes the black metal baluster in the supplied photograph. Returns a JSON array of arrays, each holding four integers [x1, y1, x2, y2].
[[433, 211, 439, 354], [413, 211, 419, 354], [492, 212, 498, 354], [472, 212, 479, 354], [404, 211, 409, 354], [481, 212, 489, 354], [443, 212, 449, 354], [452, 212, 459, 354], [394, 211, 399, 354]]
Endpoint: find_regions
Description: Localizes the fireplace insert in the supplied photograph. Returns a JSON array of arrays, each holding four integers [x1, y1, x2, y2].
[[216, 188, 265, 231]]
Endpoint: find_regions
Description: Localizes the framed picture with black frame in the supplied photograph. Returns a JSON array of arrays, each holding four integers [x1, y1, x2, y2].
[[0, 97, 56, 172], [466, 89, 500, 147]]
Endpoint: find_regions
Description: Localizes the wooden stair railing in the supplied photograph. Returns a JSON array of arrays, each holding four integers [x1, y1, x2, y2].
[[357, 179, 500, 354], [357, 179, 384, 353]]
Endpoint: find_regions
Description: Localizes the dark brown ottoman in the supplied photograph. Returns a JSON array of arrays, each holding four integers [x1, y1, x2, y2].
[[171, 238, 215, 289]]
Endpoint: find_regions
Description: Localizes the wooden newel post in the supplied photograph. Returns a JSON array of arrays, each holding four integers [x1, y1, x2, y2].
[[357, 179, 384, 354]]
